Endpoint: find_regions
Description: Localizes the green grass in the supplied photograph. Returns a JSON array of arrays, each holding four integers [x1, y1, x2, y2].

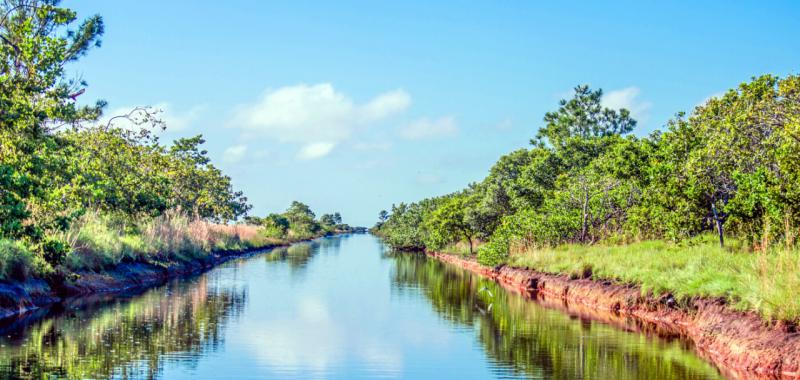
[[508, 235, 800, 322], [439, 241, 481, 257], [0, 239, 48, 280]]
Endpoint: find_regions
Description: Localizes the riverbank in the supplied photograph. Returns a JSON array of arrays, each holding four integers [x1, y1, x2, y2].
[[425, 250, 800, 379], [0, 234, 342, 321]]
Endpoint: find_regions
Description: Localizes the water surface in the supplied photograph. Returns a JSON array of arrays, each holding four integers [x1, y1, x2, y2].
[[0, 234, 724, 379]]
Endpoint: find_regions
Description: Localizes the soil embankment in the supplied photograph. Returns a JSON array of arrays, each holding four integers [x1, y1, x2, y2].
[[427, 251, 800, 379]]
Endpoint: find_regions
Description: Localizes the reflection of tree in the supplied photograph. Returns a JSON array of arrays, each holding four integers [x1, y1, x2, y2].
[[0, 276, 246, 379], [263, 236, 343, 271], [264, 242, 315, 269], [390, 253, 723, 380], [316, 236, 343, 253]]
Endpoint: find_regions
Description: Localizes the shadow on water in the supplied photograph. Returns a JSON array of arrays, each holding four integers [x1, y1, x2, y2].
[[388, 251, 725, 380]]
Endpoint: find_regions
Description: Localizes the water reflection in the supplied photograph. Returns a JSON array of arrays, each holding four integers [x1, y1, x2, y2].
[[0, 275, 245, 379], [264, 236, 343, 270], [390, 252, 724, 380], [0, 236, 726, 380]]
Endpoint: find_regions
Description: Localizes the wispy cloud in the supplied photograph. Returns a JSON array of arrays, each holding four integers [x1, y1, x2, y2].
[[223, 144, 248, 163], [399, 116, 457, 140], [601, 87, 652, 124], [231, 83, 410, 159], [297, 142, 336, 160]]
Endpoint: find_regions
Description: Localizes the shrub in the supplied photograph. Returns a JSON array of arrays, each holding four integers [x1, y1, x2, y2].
[[0, 239, 41, 281]]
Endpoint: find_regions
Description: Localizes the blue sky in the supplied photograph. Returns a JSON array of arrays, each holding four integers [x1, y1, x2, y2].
[[69, 1, 800, 226]]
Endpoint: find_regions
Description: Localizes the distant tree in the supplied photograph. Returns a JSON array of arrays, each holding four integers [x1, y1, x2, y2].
[[320, 213, 336, 228]]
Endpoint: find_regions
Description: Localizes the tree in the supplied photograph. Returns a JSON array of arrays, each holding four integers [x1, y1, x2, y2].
[[0, 0, 104, 246], [424, 195, 477, 254], [535, 85, 636, 149], [283, 201, 319, 237]]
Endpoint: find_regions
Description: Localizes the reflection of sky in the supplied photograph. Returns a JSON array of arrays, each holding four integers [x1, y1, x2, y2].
[[159, 235, 498, 379]]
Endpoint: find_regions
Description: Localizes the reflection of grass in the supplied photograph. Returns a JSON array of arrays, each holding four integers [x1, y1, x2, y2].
[[392, 253, 723, 379], [510, 235, 800, 322], [0, 276, 245, 379]]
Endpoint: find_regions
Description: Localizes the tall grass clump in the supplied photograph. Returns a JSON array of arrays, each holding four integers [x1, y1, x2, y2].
[[63, 213, 148, 270], [743, 249, 800, 321]]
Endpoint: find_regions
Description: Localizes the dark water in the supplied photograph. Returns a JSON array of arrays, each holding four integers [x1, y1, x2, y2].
[[0, 234, 724, 379]]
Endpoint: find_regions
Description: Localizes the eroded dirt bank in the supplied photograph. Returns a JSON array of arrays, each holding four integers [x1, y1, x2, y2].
[[427, 251, 800, 379], [0, 242, 296, 321]]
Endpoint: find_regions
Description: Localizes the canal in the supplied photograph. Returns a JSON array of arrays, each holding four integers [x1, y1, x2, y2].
[[0, 234, 724, 379]]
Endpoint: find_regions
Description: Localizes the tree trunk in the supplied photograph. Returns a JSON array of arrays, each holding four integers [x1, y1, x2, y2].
[[580, 192, 590, 243], [711, 204, 724, 247]]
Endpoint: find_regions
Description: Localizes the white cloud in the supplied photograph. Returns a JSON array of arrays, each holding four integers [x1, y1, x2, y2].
[[223, 144, 248, 163], [489, 118, 512, 131], [231, 84, 410, 159], [601, 87, 652, 123], [399, 116, 457, 140], [102, 103, 205, 132], [297, 142, 335, 160]]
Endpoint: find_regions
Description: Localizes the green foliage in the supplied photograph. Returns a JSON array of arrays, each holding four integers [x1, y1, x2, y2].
[[424, 194, 476, 253], [374, 198, 443, 250], [259, 213, 290, 238], [0, 0, 104, 245], [0, 239, 42, 280]]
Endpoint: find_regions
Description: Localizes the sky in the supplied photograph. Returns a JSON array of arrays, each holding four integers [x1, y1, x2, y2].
[[68, 1, 800, 226]]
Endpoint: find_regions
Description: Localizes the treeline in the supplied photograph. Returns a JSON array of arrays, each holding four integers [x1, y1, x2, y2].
[[375, 75, 800, 265], [0, 1, 350, 281], [245, 201, 359, 240]]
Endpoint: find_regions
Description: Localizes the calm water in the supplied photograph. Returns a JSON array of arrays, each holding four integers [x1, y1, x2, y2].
[[0, 234, 725, 379]]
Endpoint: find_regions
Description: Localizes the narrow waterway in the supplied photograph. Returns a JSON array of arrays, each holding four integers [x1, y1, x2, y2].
[[0, 234, 724, 379]]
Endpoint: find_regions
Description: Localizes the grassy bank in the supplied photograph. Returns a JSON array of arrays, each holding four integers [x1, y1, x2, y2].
[[496, 235, 800, 322], [0, 210, 342, 283]]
